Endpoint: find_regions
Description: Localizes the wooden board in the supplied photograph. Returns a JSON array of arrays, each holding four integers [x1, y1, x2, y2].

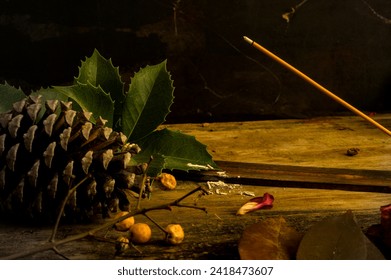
[[162, 114, 391, 170], [0, 182, 390, 260], [1, 114, 390, 259]]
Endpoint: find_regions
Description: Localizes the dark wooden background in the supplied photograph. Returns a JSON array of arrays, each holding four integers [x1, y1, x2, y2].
[[1, 0, 390, 123]]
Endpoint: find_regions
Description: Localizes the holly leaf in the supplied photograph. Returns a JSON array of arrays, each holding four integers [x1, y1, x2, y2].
[[122, 60, 174, 141], [31, 87, 68, 102], [131, 128, 218, 176], [0, 82, 26, 113], [54, 82, 114, 126], [75, 49, 125, 128], [296, 211, 384, 260]]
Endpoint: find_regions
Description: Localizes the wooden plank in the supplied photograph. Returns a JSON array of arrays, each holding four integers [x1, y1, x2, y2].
[[174, 160, 391, 193], [1, 115, 391, 259], [164, 114, 391, 191], [1, 182, 390, 259], [162, 114, 391, 171]]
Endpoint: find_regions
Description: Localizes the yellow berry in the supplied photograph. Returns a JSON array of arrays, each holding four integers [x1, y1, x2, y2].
[[129, 223, 152, 244], [158, 173, 177, 190], [114, 211, 135, 232], [165, 224, 184, 245]]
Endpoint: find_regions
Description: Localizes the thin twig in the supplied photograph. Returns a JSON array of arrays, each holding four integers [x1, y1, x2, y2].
[[49, 175, 90, 242], [0, 186, 207, 260], [52, 247, 69, 260], [143, 212, 168, 235]]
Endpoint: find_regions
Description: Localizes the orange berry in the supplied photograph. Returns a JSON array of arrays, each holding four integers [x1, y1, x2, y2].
[[114, 211, 135, 231], [129, 223, 152, 244]]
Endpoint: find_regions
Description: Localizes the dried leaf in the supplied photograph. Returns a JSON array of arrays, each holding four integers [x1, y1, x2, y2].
[[238, 216, 302, 260], [236, 193, 274, 215], [297, 211, 384, 260]]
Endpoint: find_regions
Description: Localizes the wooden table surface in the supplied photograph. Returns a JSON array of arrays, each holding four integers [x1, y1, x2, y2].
[[1, 114, 390, 259]]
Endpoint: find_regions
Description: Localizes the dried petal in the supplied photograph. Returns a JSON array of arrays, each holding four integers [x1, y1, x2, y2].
[[59, 127, 72, 150], [236, 193, 274, 216], [81, 150, 93, 174], [23, 125, 37, 152], [27, 160, 40, 187], [380, 203, 391, 230], [43, 142, 56, 168], [43, 113, 57, 136], [6, 143, 20, 171], [8, 115, 23, 138]]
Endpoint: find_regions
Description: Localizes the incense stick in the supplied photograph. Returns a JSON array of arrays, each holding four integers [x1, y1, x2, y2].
[[243, 36, 391, 137]]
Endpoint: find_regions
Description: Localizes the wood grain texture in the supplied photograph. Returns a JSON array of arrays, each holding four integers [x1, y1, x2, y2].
[[162, 114, 391, 170], [1, 114, 390, 259]]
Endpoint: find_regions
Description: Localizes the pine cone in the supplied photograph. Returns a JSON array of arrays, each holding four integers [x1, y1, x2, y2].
[[0, 95, 145, 223]]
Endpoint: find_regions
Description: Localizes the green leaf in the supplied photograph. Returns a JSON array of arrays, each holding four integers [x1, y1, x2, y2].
[[122, 60, 174, 141], [0, 82, 26, 113], [131, 128, 219, 176], [296, 211, 384, 260], [31, 87, 68, 102], [54, 82, 114, 126], [75, 49, 125, 128]]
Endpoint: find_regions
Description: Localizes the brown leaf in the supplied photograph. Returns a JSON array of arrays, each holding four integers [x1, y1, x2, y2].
[[238, 216, 303, 260], [297, 211, 384, 260], [236, 193, 274, 215]]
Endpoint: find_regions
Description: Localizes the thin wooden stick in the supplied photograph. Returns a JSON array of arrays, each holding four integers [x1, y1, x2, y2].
[[243, 36, 391, 137]]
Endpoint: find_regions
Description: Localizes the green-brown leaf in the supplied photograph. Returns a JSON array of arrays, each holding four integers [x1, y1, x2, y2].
[[296, 211, 384, 260]]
